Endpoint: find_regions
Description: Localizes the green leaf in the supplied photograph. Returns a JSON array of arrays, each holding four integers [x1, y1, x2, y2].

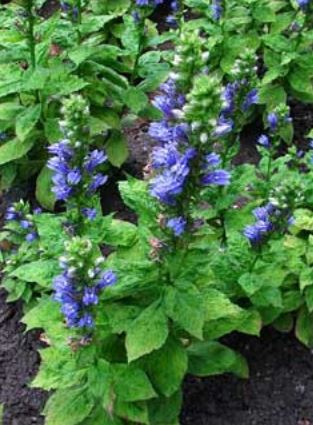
[[10, 259, 58, 287], [305, 286, 313, 313], [106, 130, 128, 167], [123, 87, 148, 114], [22, 298, 62, 331], [251, 287, 283, 308], [115, 400, 149, 424], [126, 301, 168, 362], [252, 4, 276, 22], [258, 84, 287, 108], [33, 347, 85, 391], [33, 213, 65, 254], [0, 137, 34, 165], [83, 407, 123, 425], [103, 219, 137, 247], [16, 104, 41, 142], [164, 286, 204, 339], [113, 364, 156, 402], [272, 313, 294, 333], [44, 119, 63, 143], [144, 337, 187, 397], [187, 341, 249, 378], [118, 178, 157, 224], [296, 307, 313, 347], [3, 278, 26, 302], [44, 388, 94, 425], [0, 102, 24, 121], [105, 304, 141, 334], [147, 391, 182, 425], [36, 166, 56, 210]]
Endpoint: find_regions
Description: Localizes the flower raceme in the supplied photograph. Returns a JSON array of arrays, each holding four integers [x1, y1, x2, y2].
[[5, 201, 40, 242], [53, 238, 117, 331], [48, 141, 108, 207], [47, 95, 108, 219], [243, 203, 293, 245]]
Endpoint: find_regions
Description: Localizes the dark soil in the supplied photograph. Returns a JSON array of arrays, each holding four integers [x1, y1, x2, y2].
[[0, 290, 46, 425], [181, 327, 313, 425]]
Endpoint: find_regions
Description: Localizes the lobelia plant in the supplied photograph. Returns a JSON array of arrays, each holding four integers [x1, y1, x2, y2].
[[16, 29, 270, 425], [182, 0, 312, 145], [0, 0, 172, 205]]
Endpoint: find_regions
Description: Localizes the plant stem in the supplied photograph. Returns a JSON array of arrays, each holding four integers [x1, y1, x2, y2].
[[131, 18, 145, 85], [26, 0, 36, 69]]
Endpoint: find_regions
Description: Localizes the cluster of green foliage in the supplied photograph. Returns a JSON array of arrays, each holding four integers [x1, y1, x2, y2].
[[0, 0, 170, 206], [0, 0, 313, 424]]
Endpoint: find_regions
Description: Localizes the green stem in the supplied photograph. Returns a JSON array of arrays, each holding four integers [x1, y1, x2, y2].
[[26, 0, 36, 69], [131, 18, 145, 84]]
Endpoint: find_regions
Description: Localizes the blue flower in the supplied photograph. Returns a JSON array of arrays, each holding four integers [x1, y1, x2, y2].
[[88, 173, 108, 193], [205, 153, 221, 167], [150, 148, 196, 205], [20, 220, 31, 229], [267, 112, 278, 131], [166, 216, 187, 236], [201, 170, 231, 186], [242, 89, 259, 111], [252, 206, 270, 221], [296, 0, 310, 8], [151, 144, 179, 169], [81, 208, 97, 220], [171, 0, 179, 11], [84, 150, 107, 173], [53, 252, 117, 331], [213, 117, 234, 137], [221, 82, 238, 115], [97, 270, 117, 289], [67, 168, 82, 185], [82, 287, 98, 306], [78, 314, 94, 329], [211, 0, 223, 20], [243, 220, 272, 244], [25, 232, 38, 242], [257, 134, 270, 148]]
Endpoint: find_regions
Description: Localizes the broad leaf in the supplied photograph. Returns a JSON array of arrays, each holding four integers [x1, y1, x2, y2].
[[16, 104, 41, 142], [126, 301, 168, 362], [187, 341, 249, 378], [44, 388, 94, 425]]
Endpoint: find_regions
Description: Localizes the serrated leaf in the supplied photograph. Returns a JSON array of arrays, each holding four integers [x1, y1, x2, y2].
[[16, 104, 41, 141], [126, 301, 168, 362], [115, 400, 149, 424], [10, 259, 58, 287], [0, 137, 34, 165], [164, 286, 204, 339], [44, 388, 94, 425], [36, 166, 56, 210], [113, 364, 156, 402], [106, 130, 128, 167], [296, 307, 313, 347], [144, 337, 187, 397], [123, 87, 148, 114], [187, 341, 249, 378]]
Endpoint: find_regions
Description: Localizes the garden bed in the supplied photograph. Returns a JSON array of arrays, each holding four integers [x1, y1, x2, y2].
[[1, 0, 313, 423], [1, 289, 313, 425], [0, 100, 313, 424]]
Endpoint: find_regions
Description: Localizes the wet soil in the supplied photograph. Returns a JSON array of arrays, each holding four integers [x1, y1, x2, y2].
[[0, 290, 46, 425], [181, 327, 313, 425]]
